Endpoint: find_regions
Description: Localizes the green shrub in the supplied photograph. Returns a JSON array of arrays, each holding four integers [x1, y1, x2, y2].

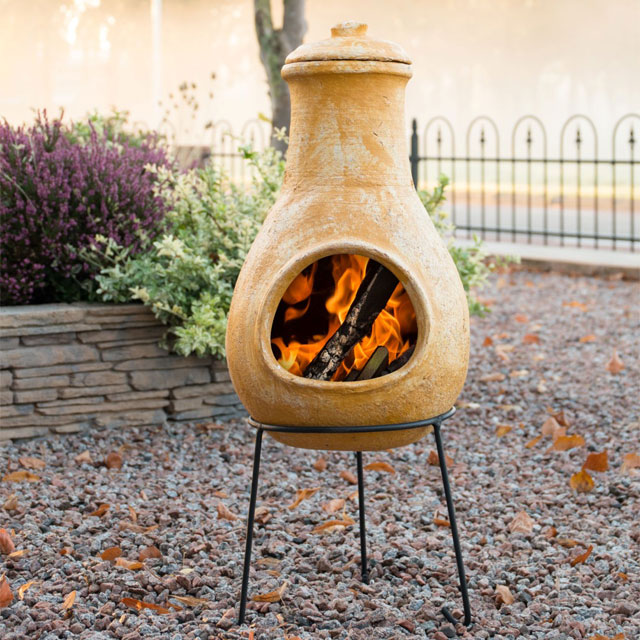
[[89, 145, 502, 358]]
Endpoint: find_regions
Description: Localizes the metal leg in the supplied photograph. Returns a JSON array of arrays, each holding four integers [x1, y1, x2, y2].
[[432, 421, 472, 627], [355, 451, 369, 584], [238, 428, 263, 624]]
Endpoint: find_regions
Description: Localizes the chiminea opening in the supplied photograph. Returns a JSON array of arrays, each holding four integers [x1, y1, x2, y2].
[[270, 254, 418, 382]]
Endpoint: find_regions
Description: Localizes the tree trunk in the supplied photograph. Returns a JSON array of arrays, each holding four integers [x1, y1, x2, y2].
[[254, 0, 307, 155]]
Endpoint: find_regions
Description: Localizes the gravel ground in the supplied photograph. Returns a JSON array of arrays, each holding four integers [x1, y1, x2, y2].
[[1, 269, 639, 640]]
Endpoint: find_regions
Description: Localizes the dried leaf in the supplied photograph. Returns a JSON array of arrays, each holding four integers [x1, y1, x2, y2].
[[252, 581, 288, 603], [115, 557, 144, 571], [74, 450, 93, 465], [0, 529, 16, 555], [605, 350, 625, 374], [89, 503, 110, 517], [2, 470, 40, 483], [496, 425, 513, 437], [0, 576, 13, 608], [495, 584, 515, 605], [339, 470, 358, 485], [621, 452, 640, 473], [570, 544, 593, 567], [288, 488, 320, 510], [522, 333, 541, 345], [570, 469, 595, 493], [364, 461, 396, 474], [525, 435, 542, 449], [544, 526, 557, 539], [100, 546, 122, 561], [557, 538, 580, 548], [60, 547, 73, 556], [322, 498, 346, 514], [105, 452, 123, 469], [217, 502, 238, 521], [482, 336, 493, 347], [587, 634, 625, 640], [579, 334, 597, 343], [119, 522, 158, 534], [550, 409, 571, 427], [427, 450, 454, 467], [17, 580, 35, 600], [509, 369, 529, 378], [62, 590, 76, 610], [312, 516, 355, 534], [128, 506, 137, 523], [563, 300, 588, 312], [582, 451, 608, 472], [171, 595, 210, 607], [3, 494, 19, 512], [138, 546, 162, 561], [313, 458, 327, 472], [514, 314, 529, 323], [433, 515, 451, 528], [8, 549, 26, 559], [18, 456, 45, 470], [550, 435, 586, 452], [508, 511, 534, 535], [121, 597, 170, 614], [254, 506, 272, 524], [480, 372, 505, 382], [541, 417, 561, 437]]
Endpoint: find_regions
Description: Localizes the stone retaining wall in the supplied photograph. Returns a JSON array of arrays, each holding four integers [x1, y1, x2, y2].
[[0, 303, 245, 441]]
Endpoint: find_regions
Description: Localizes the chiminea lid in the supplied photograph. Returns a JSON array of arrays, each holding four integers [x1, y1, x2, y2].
[[285, 21, 411, 65]]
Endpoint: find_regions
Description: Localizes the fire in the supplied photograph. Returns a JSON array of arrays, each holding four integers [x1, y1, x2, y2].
[[271, 254, 417, 381]]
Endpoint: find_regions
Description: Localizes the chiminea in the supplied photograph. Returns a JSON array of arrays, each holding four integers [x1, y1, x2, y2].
[[226, 21, 469, 451]]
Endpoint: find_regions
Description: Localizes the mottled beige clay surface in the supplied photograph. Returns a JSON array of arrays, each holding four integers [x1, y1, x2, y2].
[[226, 23, 469, 451]]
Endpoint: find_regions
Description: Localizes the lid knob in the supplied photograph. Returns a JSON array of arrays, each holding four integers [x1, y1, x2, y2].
[[331, 21, 367, 38]]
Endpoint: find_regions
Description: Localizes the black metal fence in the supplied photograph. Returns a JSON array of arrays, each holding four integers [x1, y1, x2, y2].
[[200, 114, 639, 252]]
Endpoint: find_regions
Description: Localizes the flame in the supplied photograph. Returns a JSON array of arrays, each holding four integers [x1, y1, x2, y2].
[[272, 255, 417, 381]]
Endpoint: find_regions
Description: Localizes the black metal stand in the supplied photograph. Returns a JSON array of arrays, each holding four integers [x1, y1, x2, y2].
[[237, 408, 472, 630]]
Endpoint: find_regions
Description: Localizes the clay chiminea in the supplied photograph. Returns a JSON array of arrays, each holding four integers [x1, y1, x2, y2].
[[226, 21, 469, 451]]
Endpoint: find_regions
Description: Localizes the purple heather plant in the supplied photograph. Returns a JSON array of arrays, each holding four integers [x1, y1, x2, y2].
[[0, 112, 171, 304]]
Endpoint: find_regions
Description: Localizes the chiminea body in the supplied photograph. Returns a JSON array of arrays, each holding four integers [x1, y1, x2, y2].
[[226, 22, 469, 451]]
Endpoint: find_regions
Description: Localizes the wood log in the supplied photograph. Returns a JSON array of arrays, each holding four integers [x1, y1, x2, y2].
[[356, 346, 389, 381], [382, 345, 415, 375], [303, 261, 399, 380]]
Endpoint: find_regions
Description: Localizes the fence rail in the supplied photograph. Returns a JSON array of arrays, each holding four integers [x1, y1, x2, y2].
[[197, 114, 639, 252]]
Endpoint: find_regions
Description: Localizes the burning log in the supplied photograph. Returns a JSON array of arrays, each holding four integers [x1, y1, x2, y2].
[[382, 345, 415, 375], [355, 346, 389, 380], [303, 262, 399, 381]]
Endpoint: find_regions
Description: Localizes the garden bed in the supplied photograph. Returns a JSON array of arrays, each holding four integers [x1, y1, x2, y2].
[[0, 304, 244, 441]]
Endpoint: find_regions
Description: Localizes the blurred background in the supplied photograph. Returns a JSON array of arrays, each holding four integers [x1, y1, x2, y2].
[[1, 0, 638, 253]]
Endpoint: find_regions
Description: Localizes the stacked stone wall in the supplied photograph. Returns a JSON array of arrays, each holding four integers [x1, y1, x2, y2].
[[0, 304, 245, 440]]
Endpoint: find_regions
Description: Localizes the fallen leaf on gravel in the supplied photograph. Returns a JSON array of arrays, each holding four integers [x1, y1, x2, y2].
[[433, 515, 451, 528], [525, 435, 542, 448], [18, 456, 45, 470], [212, 490, 227, 498], [514, 314, 529, 323], [550, 409, 571, 427], [509, 369, 529, 378], [0, 575, 13, 608], [121, 597, 170, 614], [482, 336, 493, 346], [509, 511, 534, 534], [128, 506, 137, 523], [171, 595, 210, 607], [557, 538, 580, 548], [252, 581, 288, 603], [579, 334, 597, 343], [480, 372, 505, 382], [0, 529, 16, 555], [617, 572, 628, 581], [550, 435, 586, 452], [364, 461, 396, 474], [621, 453, 640, 473], [496, 425, 513, 437], [89, 504, 110, 517], [99, 547, 122, 561], [105, 452, 123, 469], [217, 502, 238, 521], [60, 547, 73, 556], [495, 585, 515, 605], [139, 546, 162, 561], [312, 516, 355, 534], [8, 550, 26, 558], [3, 494, 19, 511], [61, 590, 76, 610], [254, 506, 272, 524], [427, 450, 454, 467], [17, 580, 35, 600], [288, 488, 320, 510], [587, 634, 625, 640], [74, 451, 92, 465], [570, 544, 593, 566], [582, 451, 608, 472], [313, 458, 327, 472], [570, 469, 595, 493], [2, 470, 40, 483], [563, 300, 588, 311], [115, 558, 144, 571], [605, 349, 625, 374], [340, 470, 358, 485], [541, 417, 561, 437], [323, 498, 346, 514], [119, 522, 158, 534], [544, 526, 557, 538], [523, 333, 541, 344]]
